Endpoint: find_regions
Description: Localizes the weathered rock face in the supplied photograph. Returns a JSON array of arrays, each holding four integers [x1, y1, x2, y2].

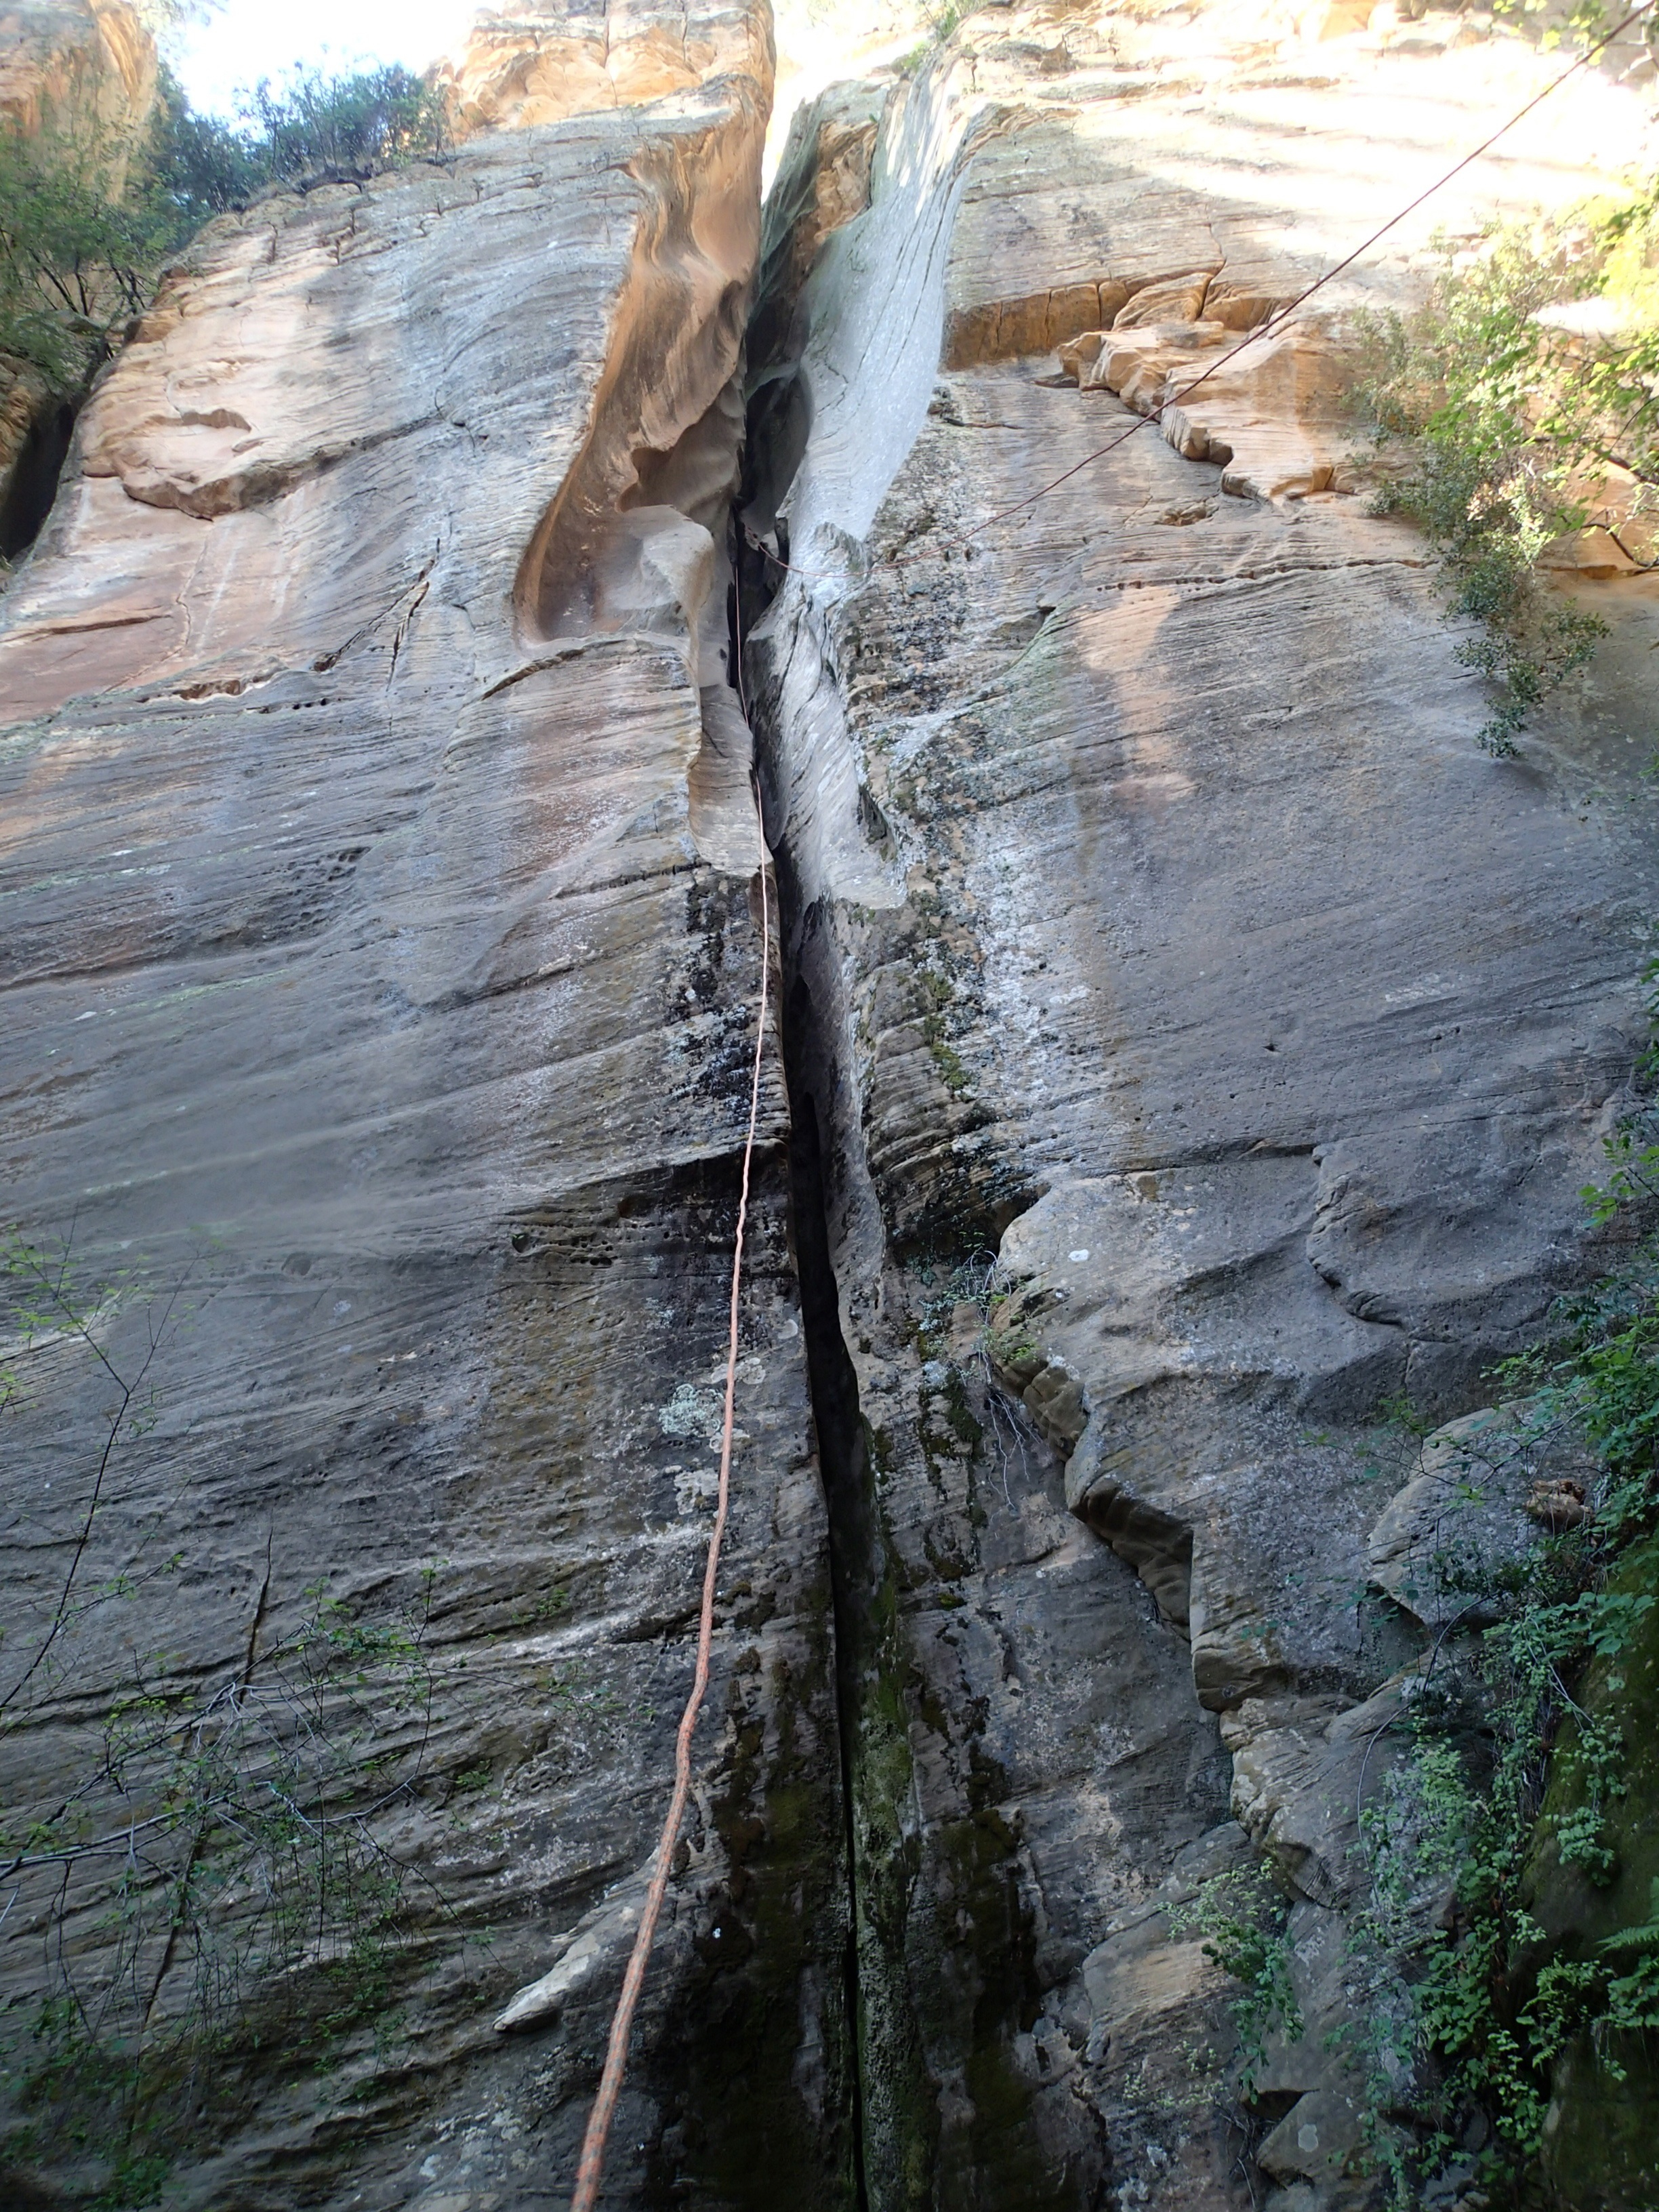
[[0, 7, 858, 2208], [0, 0, 155, 556], [3, 0, 1658, 2207], [438, 0, 773, 134], [743, 5, 1658, 2207], [0, 0, 152, 140]]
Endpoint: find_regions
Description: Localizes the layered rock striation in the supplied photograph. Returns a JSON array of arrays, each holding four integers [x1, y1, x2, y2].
[[1, 6, 854, 2208], [743, 4, 1659, 2207]]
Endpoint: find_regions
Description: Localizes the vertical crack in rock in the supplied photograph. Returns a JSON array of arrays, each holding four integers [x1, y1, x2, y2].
[[780, 1052, 879, 2212], [476, 69, 872, 2208], [731, 75, 1219, 2207], [730, 17, 1659, 2209], [0, 388, 77, 560]]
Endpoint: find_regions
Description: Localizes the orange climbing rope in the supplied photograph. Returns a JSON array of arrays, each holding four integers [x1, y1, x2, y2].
[[569, 775, 772, 2212]]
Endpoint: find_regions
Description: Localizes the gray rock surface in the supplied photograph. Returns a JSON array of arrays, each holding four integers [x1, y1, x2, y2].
[[1, 7, 856, 2209], [1366, 1403, 1561, 1631], [745, 5, 1658, 2207]]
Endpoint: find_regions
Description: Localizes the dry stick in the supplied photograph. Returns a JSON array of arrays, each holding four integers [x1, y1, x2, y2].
[[750, 0, 1657, 586], [569, 777, 773, 2212]]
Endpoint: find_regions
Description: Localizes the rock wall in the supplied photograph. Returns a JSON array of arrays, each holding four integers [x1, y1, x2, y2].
[[2, 0, 1658, 2207], [0, 0, 156, 556], [743, 5, 1658, 2208], [0, 0, 153, 141], [0, 7, 855, 2208]]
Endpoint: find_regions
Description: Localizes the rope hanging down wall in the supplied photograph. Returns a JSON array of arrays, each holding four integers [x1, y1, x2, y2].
[[747, 0, 1657, 582], [568, 775, 773, 2212]]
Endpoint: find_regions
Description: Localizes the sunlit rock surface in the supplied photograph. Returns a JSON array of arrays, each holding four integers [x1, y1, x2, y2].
[[0, 0, 152, 138], [745, 4, 1659, 2206]]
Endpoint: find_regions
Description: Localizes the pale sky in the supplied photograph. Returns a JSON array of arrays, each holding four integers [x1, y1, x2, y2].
[[167, 0, 485, 119]]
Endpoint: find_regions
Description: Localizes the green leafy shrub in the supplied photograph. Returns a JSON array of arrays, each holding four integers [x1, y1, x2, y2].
[[138, 64, 269, 230], [1167, 1864, 1303, 2098], [1353, 1214, 1658, 2190], [0, 119, 170, 387], [1176, 996, 1659, 2196], [1, 61, 449, 409], [243, 62, 448, 186], [1356, 182, 1658, 754]]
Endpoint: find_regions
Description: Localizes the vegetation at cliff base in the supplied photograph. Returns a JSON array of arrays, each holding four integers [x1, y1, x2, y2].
[[1181, 954, 1659, 2203], [1357, 180, 1658, 753], [0, 1231, 457, 2206]]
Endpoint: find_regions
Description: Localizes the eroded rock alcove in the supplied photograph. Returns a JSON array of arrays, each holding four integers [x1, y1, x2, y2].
[[2, 2, 1657, 2208]]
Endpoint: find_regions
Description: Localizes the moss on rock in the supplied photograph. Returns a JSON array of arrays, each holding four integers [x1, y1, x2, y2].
[[1525, 1538, 1659, 2211]]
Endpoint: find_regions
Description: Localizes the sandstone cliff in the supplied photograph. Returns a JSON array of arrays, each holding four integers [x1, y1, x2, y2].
[[1, 2, 1657, 2209], [741, 8, 1657, 2204], [1, 7, 848, 2205]]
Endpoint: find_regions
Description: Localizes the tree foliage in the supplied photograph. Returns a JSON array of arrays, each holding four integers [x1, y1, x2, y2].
[[0, 62, 449, 405], [1357, 183, 1659, 753], [243, 63, 449, 186], [138, 64, 268, 228], [0, 120, 169, 388]]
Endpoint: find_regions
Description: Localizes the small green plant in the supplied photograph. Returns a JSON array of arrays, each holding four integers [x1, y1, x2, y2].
[[0, 1232, 452, 2190], [897, 0, 990, 73], [1168, 1864, 1303, 2098], [1356, 180, 1658, 754]]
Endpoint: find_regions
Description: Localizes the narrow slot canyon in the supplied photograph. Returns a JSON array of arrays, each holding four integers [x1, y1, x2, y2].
[[733, 207, 1244, 2210]]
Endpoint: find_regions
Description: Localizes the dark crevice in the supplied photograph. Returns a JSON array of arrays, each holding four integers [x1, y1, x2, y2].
[[731, 251, 876, 2193], [785, 1067, 876, 2212], [1, 394, 77, 562], [731, 126, 1099, 2200]]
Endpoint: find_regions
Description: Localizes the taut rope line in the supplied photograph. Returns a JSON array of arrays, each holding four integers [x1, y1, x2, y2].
[[569, 768, 773, 2212], [746, 0, 1656, 581]]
